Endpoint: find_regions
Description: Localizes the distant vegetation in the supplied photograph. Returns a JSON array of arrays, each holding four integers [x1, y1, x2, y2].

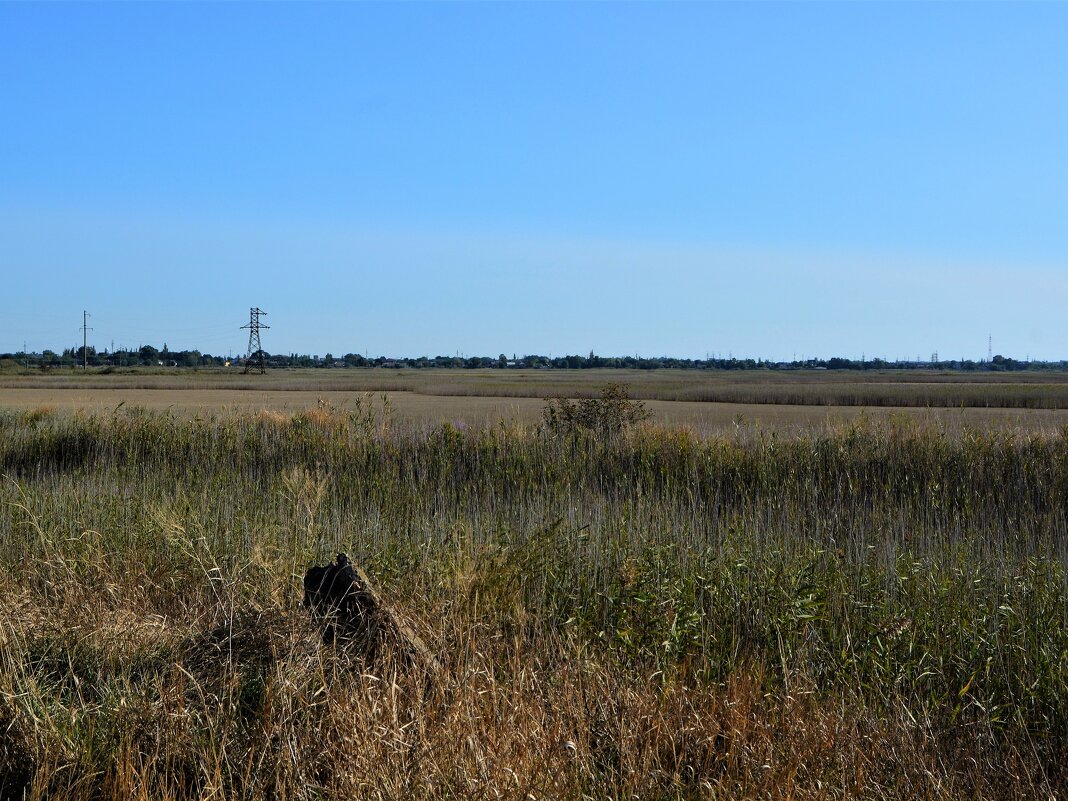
[[1, 345, 1060, 372], [1, 404, 1067, 797]]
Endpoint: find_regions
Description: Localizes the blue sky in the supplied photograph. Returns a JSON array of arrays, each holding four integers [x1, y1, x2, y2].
[[1, 2, 1066, 360]]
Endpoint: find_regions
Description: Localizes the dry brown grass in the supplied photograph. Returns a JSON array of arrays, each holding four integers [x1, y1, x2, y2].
[[2, 557, 1051, 801], [4, 383, 1068, 435]]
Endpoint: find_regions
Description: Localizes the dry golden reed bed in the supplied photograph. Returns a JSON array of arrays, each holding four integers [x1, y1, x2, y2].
[[6, 367, 1068, 434], [1, 399, 1067, 799]]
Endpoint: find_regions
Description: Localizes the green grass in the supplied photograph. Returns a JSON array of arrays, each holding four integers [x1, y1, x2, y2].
[[1, 403, 1067, 798]]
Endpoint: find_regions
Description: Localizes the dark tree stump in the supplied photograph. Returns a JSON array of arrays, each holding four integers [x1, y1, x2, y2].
[[303, 553, 439, 675]]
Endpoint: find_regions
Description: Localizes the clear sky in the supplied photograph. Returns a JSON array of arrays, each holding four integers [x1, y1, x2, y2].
[[1, 2, 1066, 361]]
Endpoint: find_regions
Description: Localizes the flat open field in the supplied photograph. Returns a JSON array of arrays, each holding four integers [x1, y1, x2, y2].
[[5, 370, 1068, 798], [4, 394, 1068, 798], [3, 368, 1068, 433]]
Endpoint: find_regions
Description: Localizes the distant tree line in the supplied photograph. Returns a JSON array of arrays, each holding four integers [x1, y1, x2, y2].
[[0, 345, 1063, 372]]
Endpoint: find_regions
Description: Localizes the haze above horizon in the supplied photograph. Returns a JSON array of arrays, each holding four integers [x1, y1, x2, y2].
[[1, 3, 1066, 361]]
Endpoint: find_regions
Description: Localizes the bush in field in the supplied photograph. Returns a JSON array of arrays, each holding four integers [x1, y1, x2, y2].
[[542, 382, 650, 437]]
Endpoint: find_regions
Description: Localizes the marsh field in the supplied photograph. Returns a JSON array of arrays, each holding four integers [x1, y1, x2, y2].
[[2, 368, 1068, 799], [5, 367, 1068, 432]]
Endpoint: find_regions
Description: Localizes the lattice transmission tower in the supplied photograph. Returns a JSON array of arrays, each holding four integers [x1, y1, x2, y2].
[[241, 307, 269, 374]]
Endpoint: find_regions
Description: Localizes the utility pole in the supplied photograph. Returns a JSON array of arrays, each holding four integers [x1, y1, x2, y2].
[[81, 310, 93, 370], [240, 307, 269, 374], [988, 335, 992, 363]]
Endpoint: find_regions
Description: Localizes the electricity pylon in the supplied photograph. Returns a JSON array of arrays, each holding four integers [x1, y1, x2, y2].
[[241, 307, 269, 374]]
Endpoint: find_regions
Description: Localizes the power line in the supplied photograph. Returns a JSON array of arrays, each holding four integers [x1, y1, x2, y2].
[[81, 310, 93, 370], [240, 307, 269, 374]]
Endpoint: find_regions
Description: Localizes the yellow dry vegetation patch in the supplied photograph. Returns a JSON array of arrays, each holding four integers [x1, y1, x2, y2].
[[255, 408, 287, 427]]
